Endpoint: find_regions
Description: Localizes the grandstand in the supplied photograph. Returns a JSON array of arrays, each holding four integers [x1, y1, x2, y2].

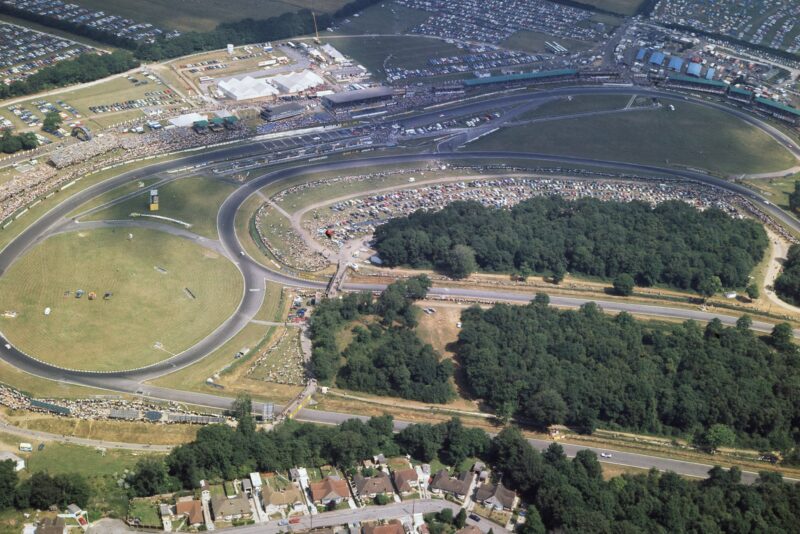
[[322, 87, 395, 110], [30, 399, 70, 416], [261, 102, 306, 122], [755, 97, 800, 125], [728, 86, 754, 103], [109, 408, 139, 420], [167, 413, 225, 424], [664, 74, 727, 94], [463, 69, 578, 88]]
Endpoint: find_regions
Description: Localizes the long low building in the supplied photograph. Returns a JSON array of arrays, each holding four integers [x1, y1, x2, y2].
[[322, 87, 395, 110], [755, 97, 800, 125], [463, 69, 578, 88], [664, 74, 727, 94], [261, 102, 306, 122]]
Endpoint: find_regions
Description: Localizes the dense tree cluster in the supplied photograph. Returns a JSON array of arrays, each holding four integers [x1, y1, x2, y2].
[[0, 462, 91, 513], [338, 325, 454, 403], [0, 51, 139, 101], [310, 276, 453, 403], [491, 427, 800, 533], [373, 198, 768, 292], [0, 130, 38, 154], [457, 297, 800, 451], [774, 244, 800, 306]]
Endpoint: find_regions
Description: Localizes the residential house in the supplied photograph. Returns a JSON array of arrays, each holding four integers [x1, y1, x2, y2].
[[475, 482, 517, 511], [176, 498, 204, 527], [309, 476, 350, 505], [159, 504, 173, 532], [261, 484, 305, 515], [354, 471, 395, 499], [362, 520, 405, 534], [0, 451, 25, 471], [249, 472, 263, 490], [211, 494, 253, 522], [199, 480, 211, 501], [35, 517, 65, 534], [429, 470, 474, 500], [242, 478, 253, 497], [373, 454, 387, 467], [392, 468, 420, 495]]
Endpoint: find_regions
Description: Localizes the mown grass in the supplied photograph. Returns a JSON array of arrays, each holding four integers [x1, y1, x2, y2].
[[8, 412, 198, 445], [519, 94, 632, 119], [468, 102, 797, 175], [87, 175, 237, 239], [323, 36, 462, 81], [71, 0, 349, 32], [0, 228, 242, 371]]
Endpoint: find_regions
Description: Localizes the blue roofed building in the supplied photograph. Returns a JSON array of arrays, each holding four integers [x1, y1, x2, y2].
[[705, 68, 716, 79], [636, 48, 647, 61], [686, 62, 702, 77], [668, 57, 683, 71], [649, 51, 665, 66]]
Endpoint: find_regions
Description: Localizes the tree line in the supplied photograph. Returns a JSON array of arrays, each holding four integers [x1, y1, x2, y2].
[[373, 197, 768, 293], [0, 50, 139, 101], [1, 130, 38, 154], [456, 295, 800, 453], [0, 464, 90, 512], [129, 397, 800, 533], [775, 243, 800, 306], [309, 276, 454, 403]]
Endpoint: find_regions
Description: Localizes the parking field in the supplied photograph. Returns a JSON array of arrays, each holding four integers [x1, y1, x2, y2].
[[69, 0, 350, 32], [2, 73, 185, 133], [325, 35, 463, 81]]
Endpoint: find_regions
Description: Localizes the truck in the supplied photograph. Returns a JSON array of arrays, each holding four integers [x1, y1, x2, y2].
[[19, 443, 32, 452]]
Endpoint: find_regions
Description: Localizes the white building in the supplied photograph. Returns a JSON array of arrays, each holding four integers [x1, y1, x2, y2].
[[321, 44, 347, 64], [0, 452, 24, 471], [218, 76, 279, 101], [267, 70, 325, 94]]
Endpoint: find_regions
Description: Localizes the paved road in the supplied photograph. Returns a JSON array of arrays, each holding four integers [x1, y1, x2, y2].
[[0, 419, 171, 452], [1, 86, 800, 482], [232, 499, 498, 534]]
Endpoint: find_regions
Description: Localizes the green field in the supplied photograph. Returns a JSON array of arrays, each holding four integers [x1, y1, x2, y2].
[[26, 441, 157, 477], [743, 174, 800, 210], [87, 175, 237, 239], [334, 3, 431, 35], [579, 0, 646, 15], [520, 94, 632, 119], [323, 36, 463, 80], [128, 500, 162, 528], [71, 0, 350, 32], [469, 101, 797, 175], [0, 228, 242, 371], [502, 30, 594, 55]]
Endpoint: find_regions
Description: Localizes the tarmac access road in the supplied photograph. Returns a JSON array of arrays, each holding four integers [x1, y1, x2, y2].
[[231, 499, 501, 534], [1, 87, 800, 483]]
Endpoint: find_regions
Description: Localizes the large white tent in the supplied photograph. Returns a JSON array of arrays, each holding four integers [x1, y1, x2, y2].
[[267, 70, 325, 94], [218, 76, 279, 101]]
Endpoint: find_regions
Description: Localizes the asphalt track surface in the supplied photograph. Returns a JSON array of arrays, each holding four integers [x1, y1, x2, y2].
[[1, 86, 799, 482]]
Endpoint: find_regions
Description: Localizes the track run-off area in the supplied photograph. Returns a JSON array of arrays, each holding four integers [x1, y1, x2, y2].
[[1, 85, 800, 482]]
